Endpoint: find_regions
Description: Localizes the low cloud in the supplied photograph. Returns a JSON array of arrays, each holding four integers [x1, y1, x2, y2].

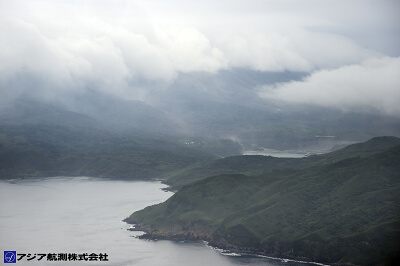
[[258, 56, 400, 116], [0, 0, 399, 107]]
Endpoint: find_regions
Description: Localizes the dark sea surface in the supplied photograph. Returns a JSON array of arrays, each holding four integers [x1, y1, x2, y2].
[[0, 177, 322, 265]]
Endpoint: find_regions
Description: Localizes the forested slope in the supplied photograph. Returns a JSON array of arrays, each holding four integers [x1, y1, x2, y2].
[[126, 137, 400, 265]]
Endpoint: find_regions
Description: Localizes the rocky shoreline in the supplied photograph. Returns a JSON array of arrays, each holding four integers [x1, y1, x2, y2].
[[124, 220, 336, 266]]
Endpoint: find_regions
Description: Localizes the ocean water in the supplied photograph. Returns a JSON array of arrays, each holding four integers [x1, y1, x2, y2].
[[0, 177, 319, 266], [243, 150, 307, 158]]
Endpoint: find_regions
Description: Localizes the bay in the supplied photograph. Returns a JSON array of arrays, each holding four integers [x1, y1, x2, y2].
[[0, 177, 319, 265], [243, 149, 307, 158]]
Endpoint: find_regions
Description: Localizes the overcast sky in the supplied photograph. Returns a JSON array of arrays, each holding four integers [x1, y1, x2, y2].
[[1, 0, 399, 115]]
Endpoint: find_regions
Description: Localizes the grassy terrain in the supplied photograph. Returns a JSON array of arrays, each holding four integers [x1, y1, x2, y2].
[[126, 137, 400, 265], [164, 136, 400, 190]]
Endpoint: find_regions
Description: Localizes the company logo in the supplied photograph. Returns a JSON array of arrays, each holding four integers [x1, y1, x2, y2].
[[4, 251, 16, 263]]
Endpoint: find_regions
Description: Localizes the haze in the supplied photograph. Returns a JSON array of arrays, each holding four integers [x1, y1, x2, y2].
[[1, 0, 399, 150]]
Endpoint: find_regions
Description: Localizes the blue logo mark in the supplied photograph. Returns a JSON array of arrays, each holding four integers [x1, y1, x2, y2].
[[4, 251, 16, 263]]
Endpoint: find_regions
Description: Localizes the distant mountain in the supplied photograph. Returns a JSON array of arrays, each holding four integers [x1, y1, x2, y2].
[[0, 97, 99, 129], [2, 69, 400, 152], [0, 99, 219, 180], [0, 122, 217, 180], [164, 136, 400, 190], [0, 94, 183, 135], [146, 70, 400, 150], [125, 137, 400, 265]]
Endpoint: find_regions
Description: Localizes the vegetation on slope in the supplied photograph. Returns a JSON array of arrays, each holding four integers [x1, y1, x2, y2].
[[0, 123, 217, 180], [0, 98, 248, 180], [126, 137, 400, 265], [164, 136, 400, 190]]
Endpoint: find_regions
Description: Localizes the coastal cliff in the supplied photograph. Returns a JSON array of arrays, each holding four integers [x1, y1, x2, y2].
[[125, 138, 400, 266]]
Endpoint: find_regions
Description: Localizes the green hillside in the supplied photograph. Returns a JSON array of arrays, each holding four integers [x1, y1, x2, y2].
[[0, 123, 216, 180], [125, 137, 400, 265], [164, 136, 400, 190]]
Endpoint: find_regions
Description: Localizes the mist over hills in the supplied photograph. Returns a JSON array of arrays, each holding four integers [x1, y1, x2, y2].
[[1, 1, 400, 266], [2, 69, 400, 152], [2, 67, 400, 183]]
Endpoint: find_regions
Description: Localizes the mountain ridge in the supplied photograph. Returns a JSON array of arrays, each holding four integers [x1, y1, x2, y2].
[[125, 137, 400, 265], [163, 136, 400, 190]]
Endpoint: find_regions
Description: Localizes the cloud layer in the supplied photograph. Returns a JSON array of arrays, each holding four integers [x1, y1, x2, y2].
[[0, 0, 399, 113], [259, 57, 400, 116]]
